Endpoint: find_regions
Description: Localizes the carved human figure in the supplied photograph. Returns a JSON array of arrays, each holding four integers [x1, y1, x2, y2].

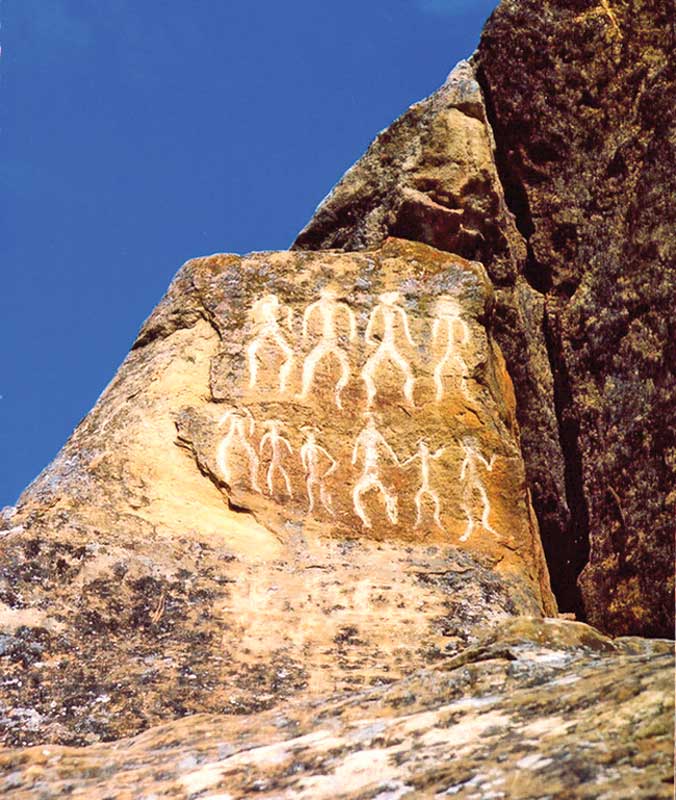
[[459, 436, 498, 542], [299, 286, 357, 409], [361, 291, 416, 407], [402, 439, 446, 529], [246, 294, 295, 393], [259, 419, 294, 497], [216, 407, 261, 493], [432, 295, 471, 401], [351, 413, 400, 528], [300, 425, 337, 515]]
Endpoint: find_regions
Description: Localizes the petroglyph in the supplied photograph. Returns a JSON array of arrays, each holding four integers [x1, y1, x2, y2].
[[247, 294, 295, 393], [402, 439, 445, 529], [351, 413, 400, 528], [216, 407, 261, 493], [259, 419, 294, 498], [300, 425, 337, 515], [299, 286, 357, 409], [361, 292, 416, 408], [432, 295, 471, 401], [459, 436, 498, 542]]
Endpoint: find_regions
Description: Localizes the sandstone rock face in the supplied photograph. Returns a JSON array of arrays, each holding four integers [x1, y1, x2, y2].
[[1, 618, 672, 799], [293, 60, 577, 618], [0, 239, 554, 747], [475, 0, 675, 637], [294, 17, 675, 637], [1, 3, 673, 794]]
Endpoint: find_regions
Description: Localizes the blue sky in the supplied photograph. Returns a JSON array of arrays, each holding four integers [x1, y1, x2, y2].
[[1, 0, 497, 506]]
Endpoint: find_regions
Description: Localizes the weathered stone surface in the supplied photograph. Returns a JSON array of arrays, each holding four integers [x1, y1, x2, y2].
[[474, 0, 675, 637], [293, 18, 675, 637], [1, 618, 672, 798], [293, 60, 579, 618], [0, 239, 555, 747]]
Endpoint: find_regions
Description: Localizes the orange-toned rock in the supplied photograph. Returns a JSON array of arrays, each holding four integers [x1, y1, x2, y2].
[[0, 239, 554, 746]]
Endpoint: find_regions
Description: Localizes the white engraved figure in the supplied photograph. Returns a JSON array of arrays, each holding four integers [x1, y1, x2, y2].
[[432, 295, 471, 401], [459, 436, 498, 542], [361, 291, 416, 408], [216, 407, 261, 493], [299, 286, 357, 410], [402, 439, 446, 529], [300, 425, 337, 515], [351, 413, 400, 528], [246, 294, 295, 393], [259, 419, 294, 497]]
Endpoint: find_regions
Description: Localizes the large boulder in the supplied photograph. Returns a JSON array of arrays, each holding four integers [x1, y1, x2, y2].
[[0, 239, 555, 747]]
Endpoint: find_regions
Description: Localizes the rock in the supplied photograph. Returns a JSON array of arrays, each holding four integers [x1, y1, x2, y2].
[[0, 239, 555, 747], [293, 60, 578, 618], [0, 618, 672, 798], [1, 2, 672, 792], [293, 16, 675, 637], [474, 0, 675, 637]]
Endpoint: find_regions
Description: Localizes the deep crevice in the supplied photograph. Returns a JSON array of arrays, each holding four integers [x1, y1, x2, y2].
[[542, 307, 590, 618], [474, 61, 590, 619]]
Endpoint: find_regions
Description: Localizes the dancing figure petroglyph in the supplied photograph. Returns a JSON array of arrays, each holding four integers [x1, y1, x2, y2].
[[216, 407, 261, 493], [432, 295, 471, 401], [459, 436, 498, 542], [402, 439, 446, 529], [246, 294, 295, 393], [259, 419, 294, 497], [361, 291, 416, 408], [300, 425, 337, 515], [351, 413, 399, 528], [299, 286, 357, 409]]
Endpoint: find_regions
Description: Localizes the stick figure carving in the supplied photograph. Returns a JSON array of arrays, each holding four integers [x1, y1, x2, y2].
[[351, 413, 400, 528], [259, 419, 294, 497], [402, 439, 446, 529], [246, 294, 295, 393], [459, 436, 498, 542], [432, 295, 471, 401], [299, 286, 357, 409], [300, 425, 337, 515], [216, 407, 261, 493], [361, 291, 416, 408]]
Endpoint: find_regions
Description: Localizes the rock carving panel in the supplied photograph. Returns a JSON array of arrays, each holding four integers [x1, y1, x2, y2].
[[180, 244, 536, 555]]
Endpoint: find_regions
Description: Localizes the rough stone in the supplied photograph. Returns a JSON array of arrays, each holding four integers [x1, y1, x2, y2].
[[474, 0, 675, 637], [293, 60, 578, 618], [0, 618, 672, 798], [0, 239, 555, 747]]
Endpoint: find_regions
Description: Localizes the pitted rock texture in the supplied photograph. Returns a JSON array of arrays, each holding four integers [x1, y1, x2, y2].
[[0, 239, 554, 747], [1, 618, 672, 799], [293, 60, 576, 618], [475, 0, 675, 637]]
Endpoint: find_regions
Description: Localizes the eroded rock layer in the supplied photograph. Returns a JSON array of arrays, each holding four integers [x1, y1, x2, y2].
[[0, 240, 554, 747], [1, 619, 672, 799]]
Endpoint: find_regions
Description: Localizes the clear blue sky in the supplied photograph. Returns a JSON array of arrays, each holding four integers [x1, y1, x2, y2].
[[1, 0, 497, 506]]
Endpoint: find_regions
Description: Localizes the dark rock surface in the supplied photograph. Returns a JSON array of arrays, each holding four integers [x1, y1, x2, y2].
[[475, 0, 675, 637]]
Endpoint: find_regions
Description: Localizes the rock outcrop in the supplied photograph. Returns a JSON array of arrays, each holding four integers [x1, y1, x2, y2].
[[0, 240, 555, 747], [1, 0, 673, 795], [294, 3, 675, 637], [474, 0, 675, 638]]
